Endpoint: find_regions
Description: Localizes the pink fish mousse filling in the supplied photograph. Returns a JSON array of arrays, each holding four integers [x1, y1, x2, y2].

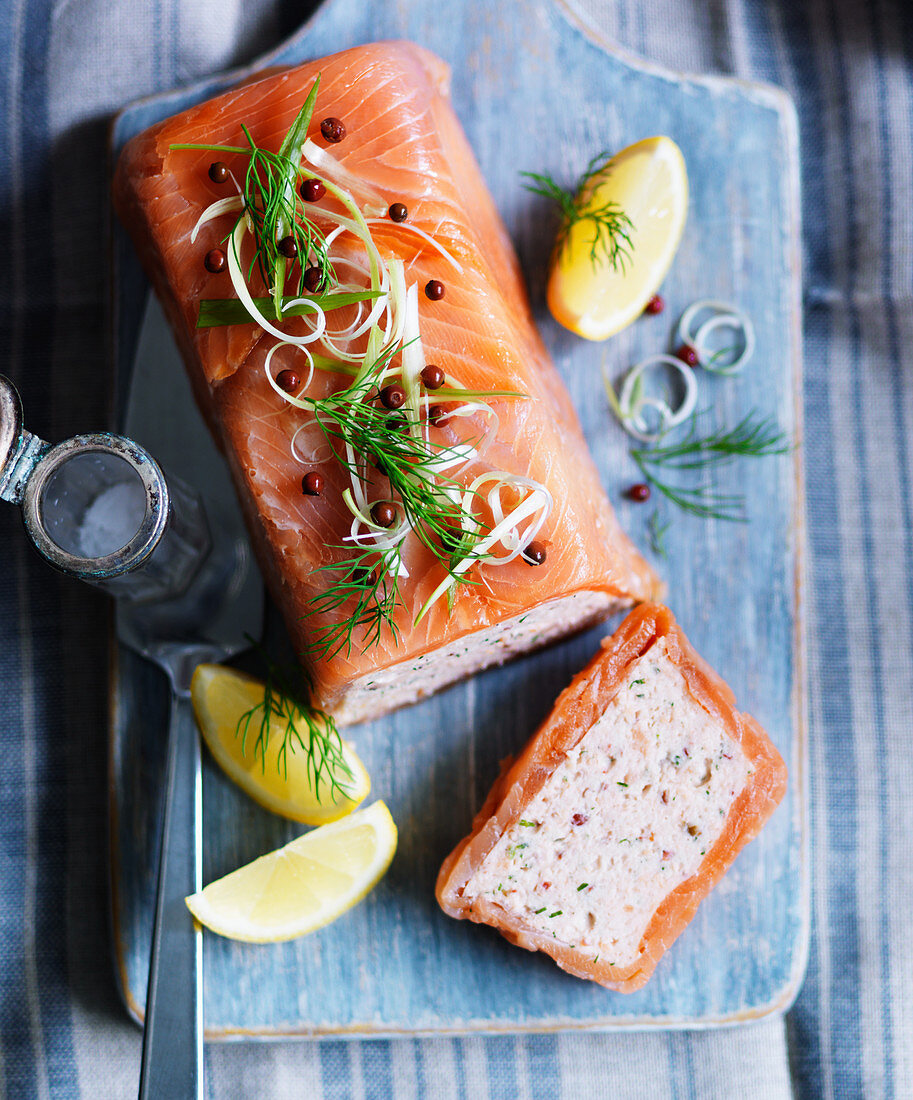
[[466, 637, 751, 966]]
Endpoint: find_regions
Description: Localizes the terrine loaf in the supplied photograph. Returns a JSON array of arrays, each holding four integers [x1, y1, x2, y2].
[[113, 42, 659, 725], [436, 603, 787, 991]]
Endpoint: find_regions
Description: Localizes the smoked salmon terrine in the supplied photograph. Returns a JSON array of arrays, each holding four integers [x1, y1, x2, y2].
[[113, 42, 658, 724], [436, 604, 787, 991]]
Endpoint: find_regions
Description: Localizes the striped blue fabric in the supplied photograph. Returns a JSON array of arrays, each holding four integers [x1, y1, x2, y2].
[[1, 0, 911, 1096]]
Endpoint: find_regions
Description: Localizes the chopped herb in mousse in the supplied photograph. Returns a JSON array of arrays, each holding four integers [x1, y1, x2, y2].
[[467, 637, 750, 966], [171, 77, 556, 664]]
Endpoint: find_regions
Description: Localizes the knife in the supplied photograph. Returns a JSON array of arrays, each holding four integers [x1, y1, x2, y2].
[[118, 296, 263, 1099]]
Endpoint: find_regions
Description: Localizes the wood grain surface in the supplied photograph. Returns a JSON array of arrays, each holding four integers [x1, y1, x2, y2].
[[109, 0, 807, 1036]]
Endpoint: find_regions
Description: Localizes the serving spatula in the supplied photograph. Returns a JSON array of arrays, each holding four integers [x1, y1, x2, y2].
[[119, 296, 263, 1100]]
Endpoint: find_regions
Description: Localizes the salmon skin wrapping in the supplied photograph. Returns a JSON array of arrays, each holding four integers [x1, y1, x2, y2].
[[436, 604, 787, 992], [113, 42, 659, 725]]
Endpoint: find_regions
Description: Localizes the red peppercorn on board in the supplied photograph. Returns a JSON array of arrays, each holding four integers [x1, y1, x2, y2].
[[436, 603, 788, 992]]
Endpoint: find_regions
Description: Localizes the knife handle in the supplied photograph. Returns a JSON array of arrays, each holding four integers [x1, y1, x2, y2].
[[138, 693, 203, 1100]]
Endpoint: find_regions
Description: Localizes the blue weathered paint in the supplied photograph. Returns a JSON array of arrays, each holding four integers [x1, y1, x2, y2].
[[109, 0, 807, 1036]]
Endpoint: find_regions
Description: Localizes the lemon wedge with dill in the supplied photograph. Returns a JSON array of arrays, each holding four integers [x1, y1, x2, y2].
[[185, 801, 397, 942], [547, 136, 688, 341], [190, 663, 369, 825]]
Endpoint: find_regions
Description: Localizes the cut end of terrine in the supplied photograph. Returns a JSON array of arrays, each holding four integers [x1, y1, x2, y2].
[[435, 603, 788, 992], [324, 589, 624, 726]]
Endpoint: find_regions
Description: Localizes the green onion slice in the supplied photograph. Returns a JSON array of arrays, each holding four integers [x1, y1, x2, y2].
[[197, 291, 384, 329]]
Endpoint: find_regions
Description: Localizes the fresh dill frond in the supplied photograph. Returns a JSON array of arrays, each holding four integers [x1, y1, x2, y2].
[[306, 545, 404, 662], [630, 411, 790, 521], [521, 150, 634, 273], [631, 411, 790, 471], [236, 637, 354, 802], [292, 348, 511, 660], [646, 510, 671, 557], [309, 365, 485, 560]]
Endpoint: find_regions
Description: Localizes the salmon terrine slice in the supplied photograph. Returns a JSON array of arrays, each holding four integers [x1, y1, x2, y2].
[[113, 42, 659, 725], [436, 603, 787, 991]]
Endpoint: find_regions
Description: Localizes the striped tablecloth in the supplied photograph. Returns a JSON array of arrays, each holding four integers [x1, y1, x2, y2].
[[1, 0, 910, 1096]]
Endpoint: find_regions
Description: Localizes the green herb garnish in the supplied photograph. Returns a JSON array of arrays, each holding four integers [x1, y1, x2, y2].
[[196, 290, 383, 328], [294, 347, 515, 661], [630, 411, 790, 521], [236, 637, 353, 802], [306, 543, 404, 664], [171, 77, 332, 317], [521, 150, 634, 273]]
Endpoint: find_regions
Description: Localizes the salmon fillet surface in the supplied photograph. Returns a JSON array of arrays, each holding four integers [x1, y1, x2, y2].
[[436, 604, 787, 992], [113, 42, 659, 723]]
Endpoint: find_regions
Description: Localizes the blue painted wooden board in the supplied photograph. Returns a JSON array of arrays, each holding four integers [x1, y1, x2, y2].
[[109, 0, 807, 1035]]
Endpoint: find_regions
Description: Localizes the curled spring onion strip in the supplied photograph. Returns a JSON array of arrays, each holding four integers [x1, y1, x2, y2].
[[316, 251, 392, 343], [312, 182, 382, 294], [400, 283, 426, 431], [465, 473, 552, 564], [693, 313, 756, 376], [424, 442, 479, 475], [423, 399, 501, 462], [677, 299, 755, 375], [416, 479, 552, 621], [319, 211, 385, 277], [344, 440, 371, 517], [308, 195, 393, 379], [610, 354, 699, 442], [301, 138, 387, 215], [385, 258, 408, 352], [342, 500, 413, 579], [341, 488, 383, 530], [365, 218, 464, 275], [314, 326, 373, 363], [345, 513, 411, 546], [290, 422, 334, 465], [264, 341, 315, 402], [320, 297, 367, 340], [227, 221, 327, 347], [190, 196, 244, 243]]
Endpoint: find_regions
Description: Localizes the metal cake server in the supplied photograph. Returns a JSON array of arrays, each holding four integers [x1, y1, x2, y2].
[[120, 297, 263, 1100]]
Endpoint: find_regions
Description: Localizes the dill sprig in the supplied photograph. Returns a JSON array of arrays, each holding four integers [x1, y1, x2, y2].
[[292, 349, 511, 660], [310, 362, 482, 556], [521, 150, 634, 272], [306, 544, 404, 663], [171, 77, 333, 317], [630, 411, 790, 521], [236, 639, 354, 801]]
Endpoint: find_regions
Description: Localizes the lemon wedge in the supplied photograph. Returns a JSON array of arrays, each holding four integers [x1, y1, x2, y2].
[[547, 136, 688, 341], [185, 801, 397, 942], [191, 663, 369, 825]]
